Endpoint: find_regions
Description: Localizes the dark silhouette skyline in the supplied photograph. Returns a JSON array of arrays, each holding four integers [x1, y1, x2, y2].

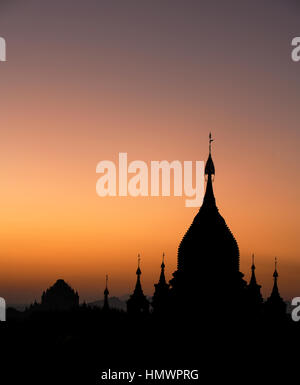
[[7, 134, 288, 323], [4, 133, 297, 385], [1, 3, 299, 383], [1, 0, 300, 308]]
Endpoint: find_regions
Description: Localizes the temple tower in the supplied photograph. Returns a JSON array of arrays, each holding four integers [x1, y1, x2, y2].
[[41, 279, 79, 311], [265, 258, 286, 321], [127, 255, 149, 315], [103, 275, 110, 311], [247, 254, 263, 318], [170, 133, 247, 315], [152, 253, 170, 314]]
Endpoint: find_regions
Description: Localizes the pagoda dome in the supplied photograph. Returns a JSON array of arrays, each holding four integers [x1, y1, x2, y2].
[[170, 134, 246, 310], [41, 279, 79, 311], [178, 135, 239, 276], [177, 198, 240, 275]]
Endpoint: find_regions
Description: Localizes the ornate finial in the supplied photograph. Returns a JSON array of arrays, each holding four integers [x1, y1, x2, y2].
[[249, 253, 259, 286], [136, 254, 141, 275], [251, 253, 255, 269], [104, 274, 109, 296], [205, 133, 215, 177], [273, 257, 278, 278], [209, 132, 214, 155], [161, 252, 165, 268]]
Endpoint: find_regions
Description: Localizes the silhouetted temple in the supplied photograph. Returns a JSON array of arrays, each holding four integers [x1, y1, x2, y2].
[[152, 253, 170, 314], [41, 279, 79, 311], [246, 254, 263, 317], [22, 134, 287, 325], [127, 255, 149, 314], [103, 275, 110, 311], [265, 258, 286, 320], [170, 133, 247, 316]]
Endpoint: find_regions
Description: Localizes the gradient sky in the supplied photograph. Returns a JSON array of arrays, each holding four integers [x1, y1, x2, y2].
[[0, 0, 299, 304]]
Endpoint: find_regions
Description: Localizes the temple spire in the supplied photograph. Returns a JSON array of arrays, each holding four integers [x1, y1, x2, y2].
[[134, 254, 143, 294], [203, 132, 216, 207], [209, 132, 213, 155], [247, 253, 263, 313], [159, 253, 166, 285], [127, 254, 149, 314], [249, 254, 257, 286], [138, 254, 141, 269], [105, 274, 109, 292], [103, 274, 110, 311], [271, 257, 279, 297], [152, 253, 170, 314], [130, 254, 143, 296], [205, 133, 215, 175], [265, 257, 286, 320]]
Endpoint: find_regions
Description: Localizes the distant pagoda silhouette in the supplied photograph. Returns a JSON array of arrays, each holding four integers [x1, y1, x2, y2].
[[152, 253, 170, 314], [41, 279, 79, 311], [21, 134, 287, 325], [103, 275, 110, 311], [265, 258, 286, 320], [170, 133, 247, 315], [246, 254, 263, 317], [127, 255, 149, 314]]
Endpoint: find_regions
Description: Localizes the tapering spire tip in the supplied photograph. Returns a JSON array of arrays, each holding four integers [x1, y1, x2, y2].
[[136, 254, 141, 275], [205, 132, 215, 177], [161, 252, 165, 268], [273, 257, 278, 278], [209, 132, 214, 155]]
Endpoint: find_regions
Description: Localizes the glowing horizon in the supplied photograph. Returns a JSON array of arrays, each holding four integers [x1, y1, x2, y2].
[[0, 1, 299, 305]]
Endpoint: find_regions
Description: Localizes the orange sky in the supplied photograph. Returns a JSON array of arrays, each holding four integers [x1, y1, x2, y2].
[[0, 1, 300, 304]]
